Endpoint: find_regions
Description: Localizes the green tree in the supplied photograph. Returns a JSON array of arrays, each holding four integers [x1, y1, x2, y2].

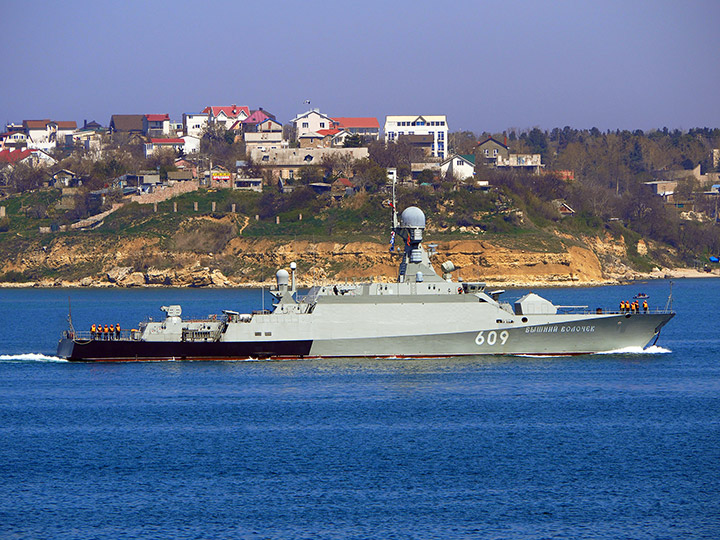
[[449, 131, 477, 154], [298, 165, 324, 185], [526, 128, 549, 161], [352, 158, 388, 192], [343, 134, 363, 148]]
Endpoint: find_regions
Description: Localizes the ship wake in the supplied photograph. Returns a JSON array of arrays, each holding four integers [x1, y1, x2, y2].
[[597, 345, 671, 355], [0, 353, 68, 363]]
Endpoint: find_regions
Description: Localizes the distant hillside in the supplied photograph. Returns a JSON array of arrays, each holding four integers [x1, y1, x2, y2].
[[0, 184, 709, 287]]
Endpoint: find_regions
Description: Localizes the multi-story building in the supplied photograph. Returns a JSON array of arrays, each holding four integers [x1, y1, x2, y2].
[[22, 119, 77, 150], [202, 105, 250, 130], [292, 109, 334, 138], [384, 115, 448, 159], [476, 137, 544, 174], [250, 147, 369, 182], [143, 114, 170, 137], [182, 113, 209, 138]]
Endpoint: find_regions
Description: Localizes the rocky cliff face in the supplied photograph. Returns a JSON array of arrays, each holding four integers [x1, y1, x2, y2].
[[1, 231, 632, 287]]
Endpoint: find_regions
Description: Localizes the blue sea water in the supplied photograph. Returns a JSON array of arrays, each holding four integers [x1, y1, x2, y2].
[[0, 279, 719, 539]]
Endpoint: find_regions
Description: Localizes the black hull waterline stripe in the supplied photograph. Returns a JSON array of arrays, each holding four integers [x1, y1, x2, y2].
[[60, 338, 313, 361]]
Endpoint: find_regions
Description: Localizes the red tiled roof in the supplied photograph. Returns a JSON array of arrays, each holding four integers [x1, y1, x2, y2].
[[23, 119, 51, 129], [317, 129, 341, 137], [151, 138, 184, 144], [337, 177, 354, 188], [202, 105, 250, 119], [331, 117, 379, 129], [242, 110, 271, 124], [23, 119, 77, 130], [145, 114, 170, 122], [0, 148, 34, 163]]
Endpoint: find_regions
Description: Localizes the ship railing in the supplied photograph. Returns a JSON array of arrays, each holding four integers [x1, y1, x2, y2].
[[65, 330, 141, 341], [554, 306, 674, 315]]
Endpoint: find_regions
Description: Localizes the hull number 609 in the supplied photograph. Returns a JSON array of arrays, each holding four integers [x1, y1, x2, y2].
[[475, 330, 509, 346]]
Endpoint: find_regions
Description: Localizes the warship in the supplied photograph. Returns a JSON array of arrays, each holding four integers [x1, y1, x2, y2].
[[58, 195, 675, 361]]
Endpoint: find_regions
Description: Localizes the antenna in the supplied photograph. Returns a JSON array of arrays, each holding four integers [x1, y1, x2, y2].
[[67, 296, 75, 334], [664, 281, 674, 312], [391, 176, 398, 229]]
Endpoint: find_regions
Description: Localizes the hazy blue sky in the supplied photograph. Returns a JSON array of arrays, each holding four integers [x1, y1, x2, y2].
[[2, 0, 718, 133]]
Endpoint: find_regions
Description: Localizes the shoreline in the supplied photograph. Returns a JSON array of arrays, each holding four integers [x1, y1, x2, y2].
[[1, 267, 717, 290]]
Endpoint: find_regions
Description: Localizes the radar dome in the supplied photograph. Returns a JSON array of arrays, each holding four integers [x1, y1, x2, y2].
[[275, 269, 290, 287], [400, 206, 426, 228]]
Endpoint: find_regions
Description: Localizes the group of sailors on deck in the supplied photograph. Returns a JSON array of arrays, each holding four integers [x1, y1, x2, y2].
[[91, 323, 121, 340], [620, 300, 648, 313]]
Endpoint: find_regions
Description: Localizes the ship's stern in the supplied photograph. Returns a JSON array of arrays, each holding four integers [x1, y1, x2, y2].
[[57, 334, 76, 360]]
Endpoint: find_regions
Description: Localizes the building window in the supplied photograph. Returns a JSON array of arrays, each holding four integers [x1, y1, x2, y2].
[[320, 122, 325, 128], [289, 170, 294, 179], [493, 149, 498, 156], [302, 122, 309, 128], [484, 149, 489, 156], [438, 132, 444, 140]]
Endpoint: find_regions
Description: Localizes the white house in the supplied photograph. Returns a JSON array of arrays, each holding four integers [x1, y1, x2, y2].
[[384, 115, 449, 159], [244, 131, 284, 151], [181, 135, 200, 154], [440, 154, 476, 181], [144, 138, 186, 157], [496, 153, 544, 174], [202, 105, 250, 130], [0, 147, 57, 167], [64, 129, 103, 158], [292, 109, 335, 138], [0, 130, 28, 150], [22, 119, 77, 150], [182, 113, 209, 138]]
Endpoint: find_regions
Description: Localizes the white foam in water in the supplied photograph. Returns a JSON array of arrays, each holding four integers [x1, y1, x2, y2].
[[0, 353, 68, 363], [597, 345, 671, 355]]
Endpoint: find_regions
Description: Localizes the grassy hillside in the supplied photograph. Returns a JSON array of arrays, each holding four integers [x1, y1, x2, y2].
[[0, 182, 693, 283]]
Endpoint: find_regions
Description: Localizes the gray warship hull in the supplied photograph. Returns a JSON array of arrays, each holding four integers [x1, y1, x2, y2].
[[57, 292, 673, 361]]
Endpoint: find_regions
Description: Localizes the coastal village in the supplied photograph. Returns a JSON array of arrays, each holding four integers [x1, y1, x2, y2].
[[1, 105, 720, 288]]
